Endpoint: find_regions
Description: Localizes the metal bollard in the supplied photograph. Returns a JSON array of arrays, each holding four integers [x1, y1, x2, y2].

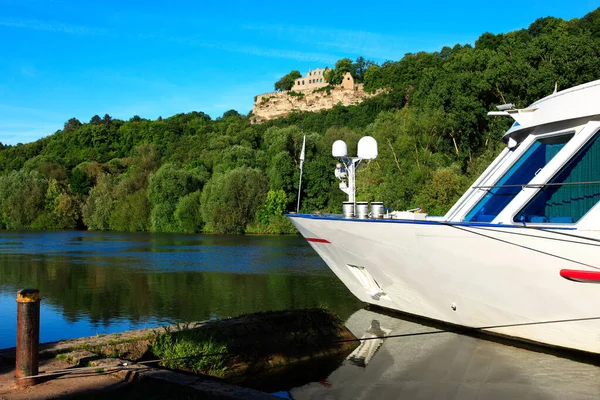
[[15, 288, 40, 387]]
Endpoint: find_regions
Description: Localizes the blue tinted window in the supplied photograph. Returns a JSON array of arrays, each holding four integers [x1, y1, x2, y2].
[[465, 134, 572, 222], [514, 131, 600, 224]]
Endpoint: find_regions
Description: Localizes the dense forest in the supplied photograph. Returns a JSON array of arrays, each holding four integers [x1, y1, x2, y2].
[[1, 9, 599, 234]]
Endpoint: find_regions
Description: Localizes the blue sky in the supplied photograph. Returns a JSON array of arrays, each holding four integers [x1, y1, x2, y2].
[[0, 1, 598, 145]]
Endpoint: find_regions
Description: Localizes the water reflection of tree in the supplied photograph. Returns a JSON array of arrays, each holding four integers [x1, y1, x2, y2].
[[0, 252, 363, 325]]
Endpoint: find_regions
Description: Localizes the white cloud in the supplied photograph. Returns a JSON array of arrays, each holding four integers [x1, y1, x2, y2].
[[0, 104, 63, 119], [0, 18, 106, 36], [0, 124, 57, 145], [135, 33, 341, 64], [0, 106, 64, 144], [241, 23, 444, 60]]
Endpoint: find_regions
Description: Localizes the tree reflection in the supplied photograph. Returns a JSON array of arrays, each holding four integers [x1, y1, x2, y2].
[[0, 250, 363, 327]]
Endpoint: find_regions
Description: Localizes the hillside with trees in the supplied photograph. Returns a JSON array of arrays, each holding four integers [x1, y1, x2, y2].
[[1, 9, 599, 234]]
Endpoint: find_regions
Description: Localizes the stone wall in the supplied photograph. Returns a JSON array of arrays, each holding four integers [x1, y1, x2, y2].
[[341, 72, 355, 90], [251, 85, 379, 124], [291, 67, 329, 91]]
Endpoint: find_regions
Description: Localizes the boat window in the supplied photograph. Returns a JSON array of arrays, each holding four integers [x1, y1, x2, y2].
[[465, 132, 574, 222], [514, 130, 600, 224]]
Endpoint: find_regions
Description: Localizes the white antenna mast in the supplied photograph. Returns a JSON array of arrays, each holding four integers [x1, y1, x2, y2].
[[333, 136, 378, 203], [296, 136, 306, 213]]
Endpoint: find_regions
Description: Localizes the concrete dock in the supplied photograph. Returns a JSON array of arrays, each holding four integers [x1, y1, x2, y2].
[[0, 308, 356, 399]]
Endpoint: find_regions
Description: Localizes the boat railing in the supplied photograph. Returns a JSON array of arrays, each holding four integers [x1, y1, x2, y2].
[[473, 181, 600, 191]]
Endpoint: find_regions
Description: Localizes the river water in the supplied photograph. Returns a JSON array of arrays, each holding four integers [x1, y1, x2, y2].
[[0, 231, 363, 349]]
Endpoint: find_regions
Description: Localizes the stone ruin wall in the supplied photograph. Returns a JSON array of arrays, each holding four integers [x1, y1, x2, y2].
[[291, 67, 329, 91]]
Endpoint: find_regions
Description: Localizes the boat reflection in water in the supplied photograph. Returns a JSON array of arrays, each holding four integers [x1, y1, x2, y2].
[[346, 319, 390, 368], [290, 308, 600, 400]]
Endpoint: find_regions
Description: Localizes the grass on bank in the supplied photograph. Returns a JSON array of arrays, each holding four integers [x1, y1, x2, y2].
[[151, 326, 229, 377]]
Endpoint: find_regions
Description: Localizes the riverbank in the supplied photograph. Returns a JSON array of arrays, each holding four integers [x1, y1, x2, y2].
[[0, 308, 358, 399]]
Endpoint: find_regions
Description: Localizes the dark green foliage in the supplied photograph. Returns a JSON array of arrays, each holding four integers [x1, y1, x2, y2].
[[275, 70, 302, 91], [324, 57, 373, 84], [64, 118, 83, 132], [353, 56, 373, 83], [312, 85, 333, 95], [287, 91, 305, 98], [70, 167, 93, 196]]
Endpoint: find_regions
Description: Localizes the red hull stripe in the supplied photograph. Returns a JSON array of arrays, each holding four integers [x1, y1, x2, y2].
[[306, 238, 331, 244], [560, 269, 600, 283]]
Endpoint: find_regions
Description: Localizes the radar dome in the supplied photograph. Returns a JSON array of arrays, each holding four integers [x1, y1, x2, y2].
[[332, 140, 348, 157], [357, 136, 378, 159]]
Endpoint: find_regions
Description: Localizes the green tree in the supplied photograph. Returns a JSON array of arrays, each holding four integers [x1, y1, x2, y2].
[[109, 190, 150, 232], [149, 164, 206, 232], [353, 56, 373, 83], [255, 189, 295, 233], [69, 167, 93, 196], [63, 117, 83, 132], [274, 70, 302, 91], [174, 191, 203, 233], [82, 174, 115, 230], [201, 167, 268, 234], [325, 58, 354, 85], [415, 165, 469, 215], [257, 189, 287, 226], [0, 170, 48, 229], [32, 179, 80, 230], [363, 65, 383, 92]]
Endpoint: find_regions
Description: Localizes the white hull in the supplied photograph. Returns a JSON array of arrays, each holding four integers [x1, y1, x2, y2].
[[289, 215, 600, 354]]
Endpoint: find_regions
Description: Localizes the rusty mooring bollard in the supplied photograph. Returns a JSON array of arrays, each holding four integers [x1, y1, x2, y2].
[[15, 288, 40, 387]]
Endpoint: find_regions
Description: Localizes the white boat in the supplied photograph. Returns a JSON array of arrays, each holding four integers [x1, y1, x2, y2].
[[288, 79, 600, 354]]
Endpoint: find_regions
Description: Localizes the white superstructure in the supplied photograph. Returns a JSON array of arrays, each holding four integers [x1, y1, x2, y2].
[[288, 79, 600, 354]]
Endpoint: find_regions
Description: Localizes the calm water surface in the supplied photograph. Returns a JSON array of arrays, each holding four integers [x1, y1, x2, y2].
[[0, 231, 363, 349], [291, 308, 600, 399]]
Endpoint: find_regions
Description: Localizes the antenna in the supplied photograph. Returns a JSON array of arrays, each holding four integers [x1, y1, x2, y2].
[[296, 136, 306, 213], [332, 136, 378, 203], [496, 103, 515, 111]]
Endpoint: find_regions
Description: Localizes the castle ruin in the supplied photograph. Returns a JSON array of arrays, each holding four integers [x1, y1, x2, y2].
[[291, 68, 356, 91], [292, 68, 329, 91], [251, 67, 371, 123]]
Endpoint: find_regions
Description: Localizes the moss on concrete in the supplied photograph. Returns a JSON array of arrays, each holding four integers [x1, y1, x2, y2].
[[151, 308, 358, 390]]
